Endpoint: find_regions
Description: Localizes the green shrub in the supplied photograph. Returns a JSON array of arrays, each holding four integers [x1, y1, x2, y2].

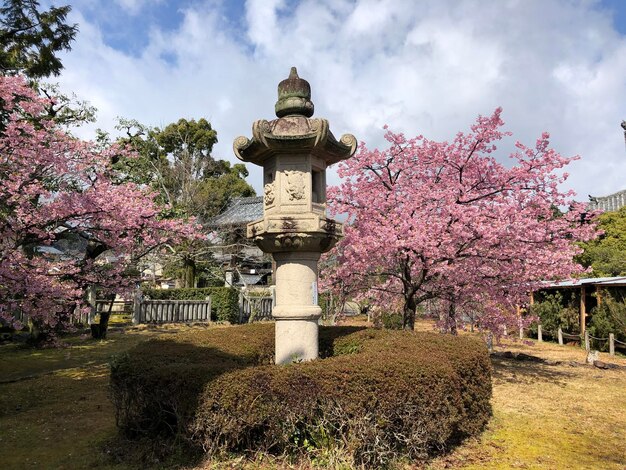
[[246, 289, 272, 297], [530, 291, 580, 336], [318, 292, 331, 319], [110, 324, 491, 468], [143, 287, 239, 323], [381, 311, 403, 330], [589, 289, 626, 350], [110, 323, 275, 438]]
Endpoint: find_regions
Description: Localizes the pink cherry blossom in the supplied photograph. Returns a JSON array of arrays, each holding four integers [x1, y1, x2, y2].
[[0, 75, 201, 335], [323, 108, 600, 336]]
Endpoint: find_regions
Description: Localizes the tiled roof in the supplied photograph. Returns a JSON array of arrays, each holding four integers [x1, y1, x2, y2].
[[210, 197, 263, 226], [542, 276, 626, 288]]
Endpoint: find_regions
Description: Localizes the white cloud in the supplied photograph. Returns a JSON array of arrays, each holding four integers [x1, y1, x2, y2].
[[55, 0, 626, 201], [113, 0, 164, 15]]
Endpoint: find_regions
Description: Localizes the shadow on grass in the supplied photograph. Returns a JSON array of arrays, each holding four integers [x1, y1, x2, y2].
[[490, 355, 575, 387], [0, 331, 147, 383], [0, 363, 120, 469]]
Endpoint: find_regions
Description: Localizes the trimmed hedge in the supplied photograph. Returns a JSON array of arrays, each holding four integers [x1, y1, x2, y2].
[[110, 324, 491, 468], [143, 287, 239, 323]]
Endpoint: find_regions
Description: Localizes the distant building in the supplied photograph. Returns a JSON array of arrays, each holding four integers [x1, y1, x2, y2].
[[587, 122, 626, 212], [209, 197, 272, 287], [588, 189, 626, 212], [211, 196, 263, 226]]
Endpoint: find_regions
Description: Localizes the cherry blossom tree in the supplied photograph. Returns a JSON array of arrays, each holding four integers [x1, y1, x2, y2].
[[0, 75, 200, 341], [326, 108, 600, 334]]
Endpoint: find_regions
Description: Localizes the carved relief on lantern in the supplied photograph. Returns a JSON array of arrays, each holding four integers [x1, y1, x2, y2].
[[263, 169, 276, 209], [264, 182, 275, 206], [284, 170, 306, 202]]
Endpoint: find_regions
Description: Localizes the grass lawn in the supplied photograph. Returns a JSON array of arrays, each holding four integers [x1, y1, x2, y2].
[[427, 336, 626, 470], [1, 322, 625, 469], [0, 329, 152, 470]]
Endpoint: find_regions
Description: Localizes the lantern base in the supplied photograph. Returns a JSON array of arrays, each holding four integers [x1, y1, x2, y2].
[[275, 317, 320, 364]]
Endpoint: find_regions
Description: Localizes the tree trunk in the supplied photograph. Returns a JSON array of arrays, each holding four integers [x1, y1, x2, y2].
[[29, 308, 72, 346], [403, 295, 417, 331], [182, 257, 196, 288], [91, 296, 114, 339], [448, 301, 458, 335], [28, 319, 42, 344]]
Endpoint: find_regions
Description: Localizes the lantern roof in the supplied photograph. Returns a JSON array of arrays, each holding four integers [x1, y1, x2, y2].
[[233, 67, 357, 166]]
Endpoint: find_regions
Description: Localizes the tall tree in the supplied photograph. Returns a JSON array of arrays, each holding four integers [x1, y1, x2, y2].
[[0, 75, 200, 341], [0, 0, 77, 78], [326, 108, 599, 334], [578, 206, 626, 277], [113, 118, 255, 287], [115, 117, 255, 221], [0, 1, 94, 132]]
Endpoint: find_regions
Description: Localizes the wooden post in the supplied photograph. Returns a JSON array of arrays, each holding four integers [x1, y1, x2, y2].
[[271, 258, 277, 285], [87, 286, 97, 326], [238, 290, 244, 323], [204, 296, 211, 322], [537, 324, 543, 342], [132, 289, 142, 325], [584, 330, 590, 351], [609, 333, 615, 356], [517, 304, 523, 339], [529, 291, 535, 307], [580, 285, 586, 337], [558, 327, 563, 345]]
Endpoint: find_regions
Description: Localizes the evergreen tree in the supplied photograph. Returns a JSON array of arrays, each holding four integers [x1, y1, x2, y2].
[[0, 0, 77, 78]]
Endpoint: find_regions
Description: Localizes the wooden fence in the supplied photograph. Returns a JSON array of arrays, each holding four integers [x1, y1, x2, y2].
[[12, 307, 90, 327], [239, 294, 274, 323], [520, 325, 625, 357], [95, 300, 133, 314], [135, 299, 212, 324], [9, 290, 275, 328]]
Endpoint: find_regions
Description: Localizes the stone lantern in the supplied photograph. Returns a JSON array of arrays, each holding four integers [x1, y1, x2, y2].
[[233, 67, 357, 364]]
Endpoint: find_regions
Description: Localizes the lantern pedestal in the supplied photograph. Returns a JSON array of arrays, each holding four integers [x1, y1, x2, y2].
[[272, 251, 321, 363]]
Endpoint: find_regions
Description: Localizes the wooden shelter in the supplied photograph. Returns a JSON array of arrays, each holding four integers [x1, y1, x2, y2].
[[536, 276, 626, 335]]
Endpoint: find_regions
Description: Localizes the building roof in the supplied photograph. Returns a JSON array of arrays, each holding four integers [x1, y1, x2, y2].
[[239, 273, 265, 286], [542, 276, 626, 288], [210, 197, 263, 226], [588, 189, 626, 212], [36, 246, 64, 255]]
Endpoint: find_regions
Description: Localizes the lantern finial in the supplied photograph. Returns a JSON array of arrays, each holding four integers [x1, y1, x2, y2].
[[275, 66, 314, 118]]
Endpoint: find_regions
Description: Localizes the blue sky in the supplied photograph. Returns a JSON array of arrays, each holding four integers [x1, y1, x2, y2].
[[602, 0, 626, 34], [77, 0, 626, 54], [79, 1, 240, 55], [52, 0, 626, 199]]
